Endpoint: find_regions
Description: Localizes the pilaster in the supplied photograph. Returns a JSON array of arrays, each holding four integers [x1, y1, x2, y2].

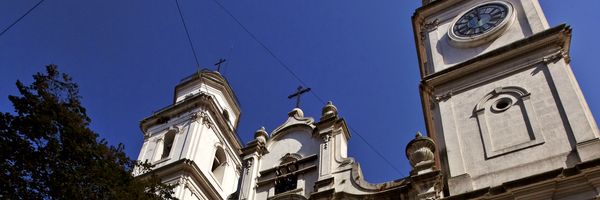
[[314, 101, 341, 194], [545, 56, 600, 161], [238, 127, 269, 200]]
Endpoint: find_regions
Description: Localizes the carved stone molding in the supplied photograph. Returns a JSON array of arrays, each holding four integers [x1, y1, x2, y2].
[[543, 50, 570, 65], [244, 159, 254, 175], [190, 111, 201, 121], [182, 176, 200, 197], [420, 19, 439, 41], [474, 86, 544, 158], [434, 92, 452, 102], [421, 0, 437, 5], [413, 176, 443, 200], [423, 19, 439, 31], [202, 117, 214, 129], [322, 134, 331, 149], [176, 176, 185, 186], [168, 126, 180, 134], [192, 111, 214, 129]]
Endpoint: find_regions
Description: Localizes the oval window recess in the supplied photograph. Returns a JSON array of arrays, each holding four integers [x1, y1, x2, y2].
[[491, 97, 513, 112]]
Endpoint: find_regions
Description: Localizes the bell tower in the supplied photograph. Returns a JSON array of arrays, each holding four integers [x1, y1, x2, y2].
[[413, 0, 599, 196], [135, 70, 243, 200]]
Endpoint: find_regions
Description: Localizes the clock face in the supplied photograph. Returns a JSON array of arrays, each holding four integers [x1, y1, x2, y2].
[[452, 3, 509, 38]]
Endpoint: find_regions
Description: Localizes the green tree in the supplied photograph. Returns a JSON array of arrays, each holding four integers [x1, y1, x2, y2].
[[0, 65, 176, 199]]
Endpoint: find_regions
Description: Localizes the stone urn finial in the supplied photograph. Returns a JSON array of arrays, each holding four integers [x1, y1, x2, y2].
[[254, 126, 269, 144], [406, 131, 436, 174], [320, 101, 338, 120]]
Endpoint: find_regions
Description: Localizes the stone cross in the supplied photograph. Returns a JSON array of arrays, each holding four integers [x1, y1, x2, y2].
[[214, 58, 226, 72], [287, 86, 311, 108]]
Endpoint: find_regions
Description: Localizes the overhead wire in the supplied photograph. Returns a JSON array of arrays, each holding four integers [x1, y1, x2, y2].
[[3, 0, 406, 177], [223, 42, 235, 76], [347, 125, 405, 176], [208, 0, 328, 104], [174, 0, 201, 68], [208, 0, 405, 177], [0, 0, 46, 37]]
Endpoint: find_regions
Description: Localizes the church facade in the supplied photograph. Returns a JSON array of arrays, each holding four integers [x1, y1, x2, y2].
[[134, 0, 600, 199]]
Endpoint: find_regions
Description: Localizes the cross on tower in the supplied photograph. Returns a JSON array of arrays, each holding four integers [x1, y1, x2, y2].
[[214, 58, 227, 72], [287, 86, 311, 108]]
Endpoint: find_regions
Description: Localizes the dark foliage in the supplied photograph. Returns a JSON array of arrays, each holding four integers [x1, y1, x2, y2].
[[0, 65, 176, 199]]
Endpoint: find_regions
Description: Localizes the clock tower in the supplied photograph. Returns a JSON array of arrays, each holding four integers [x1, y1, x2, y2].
[[413, 0, 600, 196]]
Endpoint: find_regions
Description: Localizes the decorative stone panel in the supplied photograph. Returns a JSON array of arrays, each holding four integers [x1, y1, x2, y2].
[[474, 86, 544, 158]]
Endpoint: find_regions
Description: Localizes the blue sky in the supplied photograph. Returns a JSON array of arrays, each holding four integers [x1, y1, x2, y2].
[[1, 0, 598, 183]]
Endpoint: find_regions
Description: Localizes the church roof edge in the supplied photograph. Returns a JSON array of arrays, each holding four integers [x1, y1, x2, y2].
[[174, 69, 242, 113]]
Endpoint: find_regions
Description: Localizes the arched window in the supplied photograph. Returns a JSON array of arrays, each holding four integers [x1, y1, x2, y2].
[[211, 146, 227, 183], [275, 156, 299, 194], [161, 131, 176, 159]]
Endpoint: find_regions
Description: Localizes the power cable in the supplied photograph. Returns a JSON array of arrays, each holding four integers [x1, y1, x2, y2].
[[223, 42, 234, 76], [208, 0, 326, 103], [0, 0, 46, 37], [174, 0, 201, 68], [347, 125, 404, 176], [208, 0, 405, 177]]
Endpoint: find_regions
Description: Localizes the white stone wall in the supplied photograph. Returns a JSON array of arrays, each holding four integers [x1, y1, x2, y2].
[[167, 174, 208, 200], [254, 129, 321, 199], [136, 111, 195, 165], [416, 0, 600, 195], [187, 114, 239, 199], [261, 131, 320, 168], [432, 51, 599, 194]]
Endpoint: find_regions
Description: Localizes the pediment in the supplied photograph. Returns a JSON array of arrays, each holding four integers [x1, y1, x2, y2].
[[270, 108, 315, 138]]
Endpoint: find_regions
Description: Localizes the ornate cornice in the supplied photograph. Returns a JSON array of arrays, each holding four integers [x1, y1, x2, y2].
[[422, 24, 573, 88], [191, 111, 217, 130], [542, 50, 569, 65], [444, 158, 600, 199], [174, 70, 241, 117], [140, 93, 243, 155]]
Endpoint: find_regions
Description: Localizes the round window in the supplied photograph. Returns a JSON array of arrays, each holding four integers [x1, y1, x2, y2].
[[491, 97, 513, 112]]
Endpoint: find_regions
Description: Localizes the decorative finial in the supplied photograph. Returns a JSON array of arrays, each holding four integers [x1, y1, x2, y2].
[[254, 126, 269, 144], [320, 101, 338, 121], [405, 131, 436, 173]]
